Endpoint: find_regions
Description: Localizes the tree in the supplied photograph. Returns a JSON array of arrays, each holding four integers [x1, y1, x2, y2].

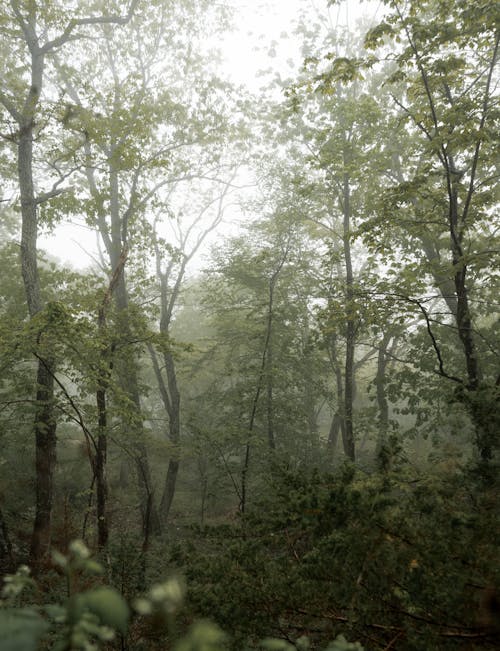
[[276, 17, 392, 461], [0, 0, 139, 563], [53, 0, 233, 539], [148, 173, 236, 523], [198, 207, 328, 511], [357, 0, 500, 461]]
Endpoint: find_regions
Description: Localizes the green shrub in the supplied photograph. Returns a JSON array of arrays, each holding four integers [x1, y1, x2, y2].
[[0, 540, 364, 651]]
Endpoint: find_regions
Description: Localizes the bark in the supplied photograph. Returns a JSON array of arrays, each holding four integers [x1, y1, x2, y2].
[[161, 458, 180, 522], [148, 251, 182, 524], [95, 387, 108, 548], [327, 337, 346, 455], [102, 159, 161, 538], [266, 280, 276, 451], [0, 506, 14, 576], [160, 351, 181, 522], [30, 359, 57, 562], [449, 186, 491, 460], [113, 274, 161, 538], [94, 255, 127, 550], [327, 413, 342, 452], [375, 333, 392, 457], [13, 38, 58, 564], [342, 170, 356, 461]]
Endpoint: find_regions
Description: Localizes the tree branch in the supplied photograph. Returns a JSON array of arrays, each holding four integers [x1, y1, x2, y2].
[[41, 0, 141, 54]]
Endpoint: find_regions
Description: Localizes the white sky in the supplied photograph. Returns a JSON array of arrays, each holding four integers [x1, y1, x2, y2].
[[39, 0, 379, 271]]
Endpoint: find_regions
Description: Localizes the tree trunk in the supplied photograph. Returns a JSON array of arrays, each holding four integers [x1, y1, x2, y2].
[[148, 246, 184, 526], [30, 359, 57, 562], [375, 333, 392, 459], [114, 276, 161, 536], [240, 254, 288, 512], [447, 177, 492, 459], [327, 337, 346, 455], [103, 162, 161, 537], [16, 60, 59, 563], [95, 381, 109, 549], [327, 412, 342, 452], [0, 506, 14, 576], [342, 170, 356, 461], [266, 280, 276, 451], [161, 459, 180, 523], [160, 351, 181, 522]]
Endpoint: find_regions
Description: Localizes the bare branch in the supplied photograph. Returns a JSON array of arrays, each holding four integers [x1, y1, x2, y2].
[[41, 0, 141, 54]]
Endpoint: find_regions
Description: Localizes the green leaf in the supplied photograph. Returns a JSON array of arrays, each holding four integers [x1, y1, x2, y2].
[[174, 620, 227, 651], [80, 587, 130, 635], [0, 609, 49, 651], [325, 635, 364, 650]]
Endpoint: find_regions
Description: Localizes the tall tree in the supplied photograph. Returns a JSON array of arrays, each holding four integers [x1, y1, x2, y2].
[[356, 0, 500, 461], [54, 0, 233, 536], [149, 174, 235, 523], [282, 83, 387, 459], [0, 0, 138, 563]]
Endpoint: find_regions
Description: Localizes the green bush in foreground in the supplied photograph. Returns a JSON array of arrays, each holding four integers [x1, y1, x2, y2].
[[0, 540, 363, 651], [181, 463, 499, 650]]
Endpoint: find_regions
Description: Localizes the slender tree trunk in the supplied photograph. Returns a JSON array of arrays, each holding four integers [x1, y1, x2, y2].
[[149, 259, 182, 525], [266, 281, 276, 451], [375, 333, 392, 458], [160, 352, 181, 522], [327, 413, 342, 452], [449, 182, 480, 389], [0, 506, 14, 576], [94, 436, 108, 546], [327, 337, 345, 455], [125, 379, 162, 537], [448, 183, 493, 459], [161, 459, 180, 522], [342, 170, 356, 461], [302, 328, 319, 447], [94, 257, 126, 550], [95, 345, 109, 549], [240, 256, 288, 512]]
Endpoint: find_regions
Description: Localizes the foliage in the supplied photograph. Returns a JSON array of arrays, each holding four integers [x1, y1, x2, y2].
[[180, 462, 500, 650], [0, 540, 365, 651], [0, 2, 499, 651]]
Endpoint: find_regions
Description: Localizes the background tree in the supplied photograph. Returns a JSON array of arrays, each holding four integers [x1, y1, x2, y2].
[[52, 0, 234, 539]]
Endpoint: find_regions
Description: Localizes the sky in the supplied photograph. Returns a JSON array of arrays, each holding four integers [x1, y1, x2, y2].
[[39, 0, 380, 271]]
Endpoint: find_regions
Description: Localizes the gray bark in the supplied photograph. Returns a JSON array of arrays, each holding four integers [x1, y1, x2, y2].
[[10, 26, 58, 564]]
